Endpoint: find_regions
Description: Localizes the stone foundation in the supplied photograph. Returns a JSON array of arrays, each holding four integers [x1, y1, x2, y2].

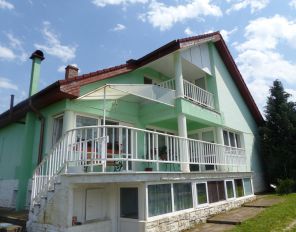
[[145, 195, 256, 232]]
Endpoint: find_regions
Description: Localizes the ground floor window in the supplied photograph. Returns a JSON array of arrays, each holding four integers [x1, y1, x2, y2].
[[226, 180, 235, 199], [120, 188, 138, 219], [207, 181, 226, 203], [148, 184, 172, 217], [173, 183, 193, 211], [243, 178, 253, 195], [235, 179, 244, 197], [196, 183, 208, 204]]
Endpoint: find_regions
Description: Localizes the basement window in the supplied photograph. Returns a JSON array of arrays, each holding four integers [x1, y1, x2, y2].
[[196, 183, 208, 205], [225, 180, 235, 199], [235, 179, 244, 197], [173, 183, 193, 211], [243, 178, 253, 196], [148, 184, 172, 217], [207, 181, 226, 203]]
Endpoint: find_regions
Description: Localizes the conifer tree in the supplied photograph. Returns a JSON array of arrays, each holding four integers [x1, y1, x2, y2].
[[261, 80, 296, 184]]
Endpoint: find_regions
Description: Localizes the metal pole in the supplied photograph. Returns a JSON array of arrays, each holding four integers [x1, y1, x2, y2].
[[102, 86, 107, 172], [103, 85, 106, 136]]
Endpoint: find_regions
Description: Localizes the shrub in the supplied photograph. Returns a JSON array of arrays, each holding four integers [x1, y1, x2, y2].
[[276, 179, 295, 194]]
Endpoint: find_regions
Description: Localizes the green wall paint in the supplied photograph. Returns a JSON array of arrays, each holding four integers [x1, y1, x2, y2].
[[29, 58, 42, 96]]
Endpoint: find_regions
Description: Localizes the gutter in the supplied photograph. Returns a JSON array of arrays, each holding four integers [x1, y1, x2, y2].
[[29, 98, 45, 165]]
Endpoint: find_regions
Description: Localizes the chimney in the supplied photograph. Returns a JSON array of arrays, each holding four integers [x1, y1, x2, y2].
[[29, 50, 45, 97], [65, 65, 79, 80]]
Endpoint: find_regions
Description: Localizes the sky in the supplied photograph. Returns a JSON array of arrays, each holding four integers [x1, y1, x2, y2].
[[0, 0, 296, 115]]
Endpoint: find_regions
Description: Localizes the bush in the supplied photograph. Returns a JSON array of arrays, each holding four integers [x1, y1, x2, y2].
[[276, 179, 295, 194]]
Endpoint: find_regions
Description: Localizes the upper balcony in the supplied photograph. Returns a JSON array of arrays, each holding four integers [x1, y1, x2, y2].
[[158, 79, 215, 110]]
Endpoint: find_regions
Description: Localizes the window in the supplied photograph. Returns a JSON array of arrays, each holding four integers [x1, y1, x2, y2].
[[120, 188, 138, 219], [207, 181, 226, 203], [223, 130, 242, 148], [243, 178, 253, 196], [148, 184, 172, 217], [235, 179, 244, 197], [225, 181, 234, 199], [76, 115, 99, 140], [52, 115, 63, 145], [196, 183, 208, 205], [173, 183, 193, 211], [144, 77, 153, 84]]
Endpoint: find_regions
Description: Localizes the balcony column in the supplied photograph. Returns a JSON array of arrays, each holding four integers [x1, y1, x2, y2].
[[178, 113, 190, 172], [174, 52, 184, 98]]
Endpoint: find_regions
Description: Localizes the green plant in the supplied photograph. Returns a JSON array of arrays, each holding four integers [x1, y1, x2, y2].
[[276, 179, 295, 195]]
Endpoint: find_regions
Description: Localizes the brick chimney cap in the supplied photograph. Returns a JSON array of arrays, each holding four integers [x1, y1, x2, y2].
[[30, 50, 45, 61]]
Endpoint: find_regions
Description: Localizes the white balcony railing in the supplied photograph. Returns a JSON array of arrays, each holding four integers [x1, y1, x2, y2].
[[158, 79, 215, 109], [31, 125, 246, 207], [183, 80, 215, 109]]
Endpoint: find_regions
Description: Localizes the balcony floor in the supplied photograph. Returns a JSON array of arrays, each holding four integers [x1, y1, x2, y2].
[[62, 171, 252, 185]]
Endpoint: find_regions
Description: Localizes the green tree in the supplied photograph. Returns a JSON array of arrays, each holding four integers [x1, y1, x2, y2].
[[260, 80, 296, 184]]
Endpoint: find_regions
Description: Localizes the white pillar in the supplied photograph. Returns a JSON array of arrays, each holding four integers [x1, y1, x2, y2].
[[174, 52, 184, 98], [63, 110, 74, 133], [178, 114, 190, 172]]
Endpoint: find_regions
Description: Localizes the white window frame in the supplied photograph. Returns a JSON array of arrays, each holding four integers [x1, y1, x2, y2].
[[224, 179, 236, 200], [52, 114, 64, 147], [195, 181, 209, 207], [222, 129, 244, 149]]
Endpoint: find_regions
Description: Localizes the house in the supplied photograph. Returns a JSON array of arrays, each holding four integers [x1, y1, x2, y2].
[[0, 32, 265, 232]]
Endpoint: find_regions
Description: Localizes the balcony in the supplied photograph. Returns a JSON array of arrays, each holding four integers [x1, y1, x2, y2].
[[31, 125, 246, 205], [159, 79, 215, 109]]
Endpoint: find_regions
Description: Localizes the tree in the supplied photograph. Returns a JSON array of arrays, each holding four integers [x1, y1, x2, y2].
[[260, 80, 296, 184]]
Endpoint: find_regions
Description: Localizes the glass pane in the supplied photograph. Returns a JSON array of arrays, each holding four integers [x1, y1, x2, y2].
[[120, 188, 138, 219], [76, 116, 98, 140], [173, 183, 193, 211], [52, 115, 63, 145], [229, 132, 236, 147], [235, 134, 241, 148], [196, 183, 207, 204], [148, 184, 172, 217], [235, 179, 244, 197], [207, 181, 226, 203], [223, 130, 229, 146], [243, 178, 252, 195], [226, 181, 234, 198]]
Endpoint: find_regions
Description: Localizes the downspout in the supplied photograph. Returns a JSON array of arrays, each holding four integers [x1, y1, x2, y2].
[[29, 98, 45, 164]]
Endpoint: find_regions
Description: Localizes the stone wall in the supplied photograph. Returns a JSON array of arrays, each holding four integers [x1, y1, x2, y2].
[[0, 179, 18, 208], [145, 196, 256, 232]]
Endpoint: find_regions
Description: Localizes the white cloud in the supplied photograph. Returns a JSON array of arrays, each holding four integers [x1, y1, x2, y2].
[[0, 45, 15, 60], [289, 0, 296, 8], [35, 22, 76, 62], [0, 0, 14, 10], [92, 0, 147, 7], [220, 27, 237, 42], [0, 77, 18, 90], [112, 23, 126, 31], [184, 27, 195, 36], [234, 15, 296, 110], [140, 0, 222, 31], [5, 33, 28, 62], [226, 0, 269, 14]]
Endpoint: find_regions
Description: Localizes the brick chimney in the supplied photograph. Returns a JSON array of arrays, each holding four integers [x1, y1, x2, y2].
[[65, 65, 79, 80]]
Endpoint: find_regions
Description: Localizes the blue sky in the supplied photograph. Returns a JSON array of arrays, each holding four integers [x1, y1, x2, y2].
[[1, 0, 296, 114]]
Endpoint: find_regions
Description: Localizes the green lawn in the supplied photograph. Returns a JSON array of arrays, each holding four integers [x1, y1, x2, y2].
[[230, 194, 296, 232]]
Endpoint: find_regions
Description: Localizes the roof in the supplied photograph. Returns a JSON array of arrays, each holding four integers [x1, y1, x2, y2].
[[0, 31, 263, 128]]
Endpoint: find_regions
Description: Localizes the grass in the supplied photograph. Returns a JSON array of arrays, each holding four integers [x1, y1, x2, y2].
[[230, 194, 296, 232]]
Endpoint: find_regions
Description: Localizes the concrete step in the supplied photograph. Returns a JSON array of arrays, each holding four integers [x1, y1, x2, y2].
[[206, 207, 264, 225], [243, 197, 283, 208], [188, 223, 235, 232]]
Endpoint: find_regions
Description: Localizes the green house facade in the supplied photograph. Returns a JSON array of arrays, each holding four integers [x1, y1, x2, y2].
[[0, 32, 265, 232]]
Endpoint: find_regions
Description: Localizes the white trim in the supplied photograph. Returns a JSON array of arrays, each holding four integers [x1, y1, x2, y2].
[[224, 179, 235, 200]]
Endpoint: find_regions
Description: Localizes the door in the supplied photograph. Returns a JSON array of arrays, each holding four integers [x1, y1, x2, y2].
[[85, 188, 106, 221]]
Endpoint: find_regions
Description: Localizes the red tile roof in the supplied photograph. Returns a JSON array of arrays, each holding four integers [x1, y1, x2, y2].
[[0, 31, 263, 128]]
